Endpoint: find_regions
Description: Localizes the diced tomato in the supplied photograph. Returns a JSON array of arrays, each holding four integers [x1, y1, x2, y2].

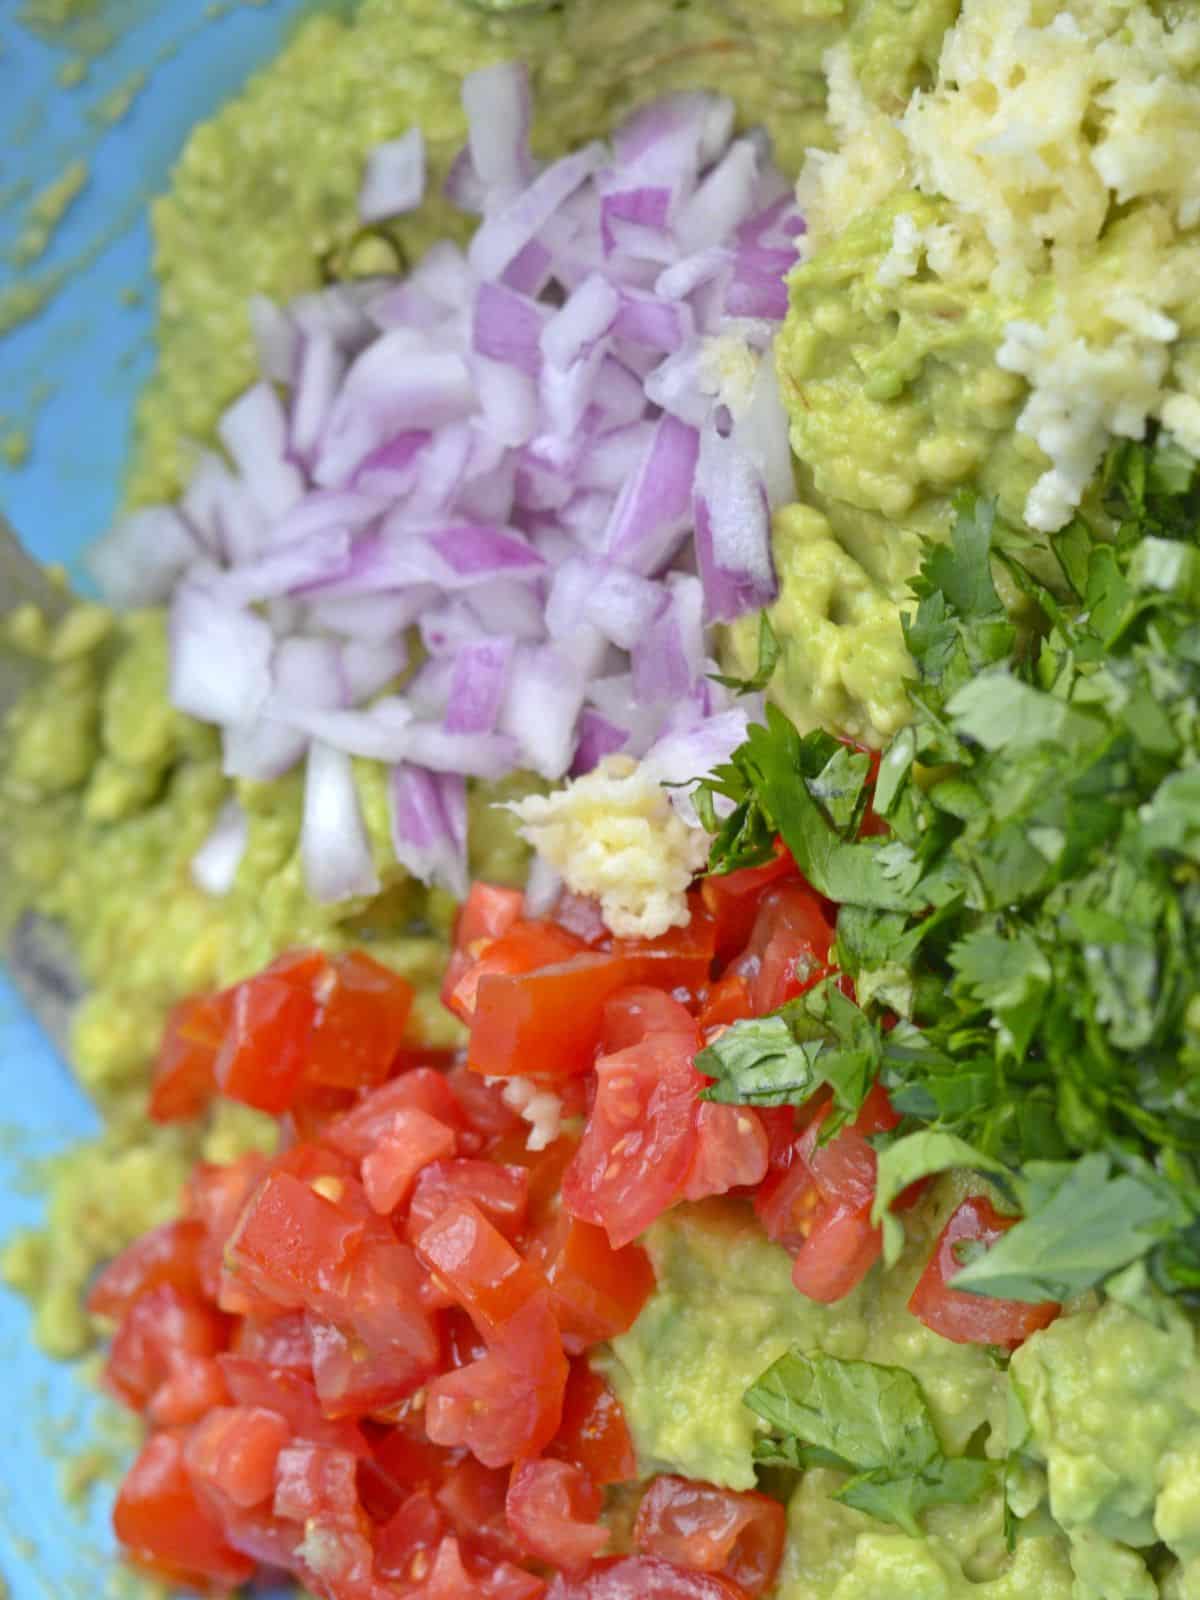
[[185, 1153, 272, 1309], [449, 921, 588, 1023], [908, 1195, 1061, 1348], [437, 1455, 524, 1565], [309, 1313, 440, 1419], [727, 883, 835, 1015], [415, 1200, 548, 1341], [469, 910, 715, 1084], [374, 1488, 448, 1583], [446, 1064, 526, 1148], [148, 991, 233, 1123], [404, 1535, 547, 1599], [633, 1478, 786, 1597], [601, 987, 698, 1053], [326, 1069, 469, 1163], [549, 1362, 638, 1487], [304, 949, 414, 1091], [185, 1405, 290, 1510], [361, 1107, 458, 1215], [426, 1341, 564, 1470], [700, 843, 797, 965], [359, 1408, 456, 1517], [441, 884, 527, 1015], [215, 951, 325, 1114], [225, 1168, 366, 1314], [114, 1431, 255, 1589], [104, 1285, 230, 1420], [531, 1211, 655, 1351], [753, 1084, 904, 1304], [547, 1554, 750, 1599], [218, 1356, 369, 1457], [697, 974, 754, 1030], [681, 1104, 769, 1203], [507, 1459, 607, 1570], [406, 1159, 530, 1244], [87, 1219, 207, 1321], [561, 1029, 701, 1249], [273, 1441, 376, 1593], [231, 1309, 313, 1374]]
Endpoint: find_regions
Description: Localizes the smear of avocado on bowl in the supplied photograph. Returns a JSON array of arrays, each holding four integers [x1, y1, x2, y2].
[[5, 2, 1200, 1598]]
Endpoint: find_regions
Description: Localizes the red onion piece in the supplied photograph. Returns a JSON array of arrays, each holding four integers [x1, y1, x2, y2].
[[302, 739, 381, 902], [358, 127, 426, 224]]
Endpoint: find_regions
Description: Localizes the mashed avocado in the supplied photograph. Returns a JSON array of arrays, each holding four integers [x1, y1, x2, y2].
[[728, 0, 1200, 745]]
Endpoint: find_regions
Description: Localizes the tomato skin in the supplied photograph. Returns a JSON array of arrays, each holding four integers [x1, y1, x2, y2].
[[547, 1554, 750, 1599], [450, 921, 589, 1023], [231, 1309, 313, 1374], [548, 1362, 638, 1487], [908, 1195, 1061, 1348], [309, 1313, 440, 1419], [531, 1212, 655, 1351], [506, 1458, 608, 1570], [104, 1284, 230, 1420], [561, 1028, 701, 1250], [87, 1219, 207, 1321], [601, 988, 697, 1054], [148, 992, 232, 1123], [681, 1104, 769, 1203], [215, 953, 324, 1114], [729, 884, 835, 1016], [304, 950, 414, 1091], [113, 1430, 255, 1590], [697, 974, 754, 1030], [218, 1357, 370, 1457], [633, 1478, 786, 1597], [185, 1405, 290, 1510], [361, 1107, 459, 1215], [374, 1488, 448, 1583], [469, 910, 715, 1084], [326, 1069, 470, 1163], [441, 884, 527, 1016], [415, 1199, 549, 1340], [406, 1160, 530, 1245], [700, 844, 797, 965]]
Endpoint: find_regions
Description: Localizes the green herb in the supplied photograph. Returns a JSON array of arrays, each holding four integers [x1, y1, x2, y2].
[[746, 1349, 998, 1537], [710, 610, 782, 695], [692, 433, 1200, 1300]]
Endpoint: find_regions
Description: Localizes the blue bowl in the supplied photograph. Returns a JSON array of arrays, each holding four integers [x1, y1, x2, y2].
[[0, 4, 320, 1591]]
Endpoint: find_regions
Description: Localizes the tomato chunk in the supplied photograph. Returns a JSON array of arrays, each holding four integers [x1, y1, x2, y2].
[[450, 921, 588, 1023], [700, 843, 797, 964], [561, 1029, 701, 1249], [415, 1199, 548, 1339], [87, 1219, 206, 1321], [185, 1405, 290, 1510], [547, 1554, 750, 1598], [218, 1356, 369, 1456], [909, 1195, 1061, 1348], [375, 1488, 449, 1583], [727, 883, 834, 1015], [633, 1477, 786, 1597], [532, 1212, 655, 1351], [361, 1106, 458, 1215], [104, 1285, 229, 1420], [215, 953, 323, 1114], [407, 1158, 531, 1243], [549, 1362, 638, 1487], [325, 1068, 469, 1162], [441, 884, 527, 1015], [507, 1458, 608, 1570], [114, 1431, 254, 1589], [148, 991, 233, 1123], [304, 949, 414, 1091], [681, 1104, 769, 1203]]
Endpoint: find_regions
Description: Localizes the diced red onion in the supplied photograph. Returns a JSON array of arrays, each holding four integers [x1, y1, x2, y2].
[[462, 62, 534, 204], [169, 583, 273, 727], [302, 740, 381, 902], [87, 506, 200, 607], [218, 382, 306, 520], [248, 294, 298, 384], [472, 281, 547, 377], [693, 421, 778, 621], [541, 274, 621, 369], [358, 127, 426, 224], [570, 708, 630, 775], [603, 414, 699, 575], [522, 853, 563, 917], [445, 636, 514, 734], [402, 722, 521, 779], [191, 798, 249, 897], [290, 334, 347, 466], [499, 641, 587, 779], [469, 140, 607, 281], [389, 764, 468, 898]]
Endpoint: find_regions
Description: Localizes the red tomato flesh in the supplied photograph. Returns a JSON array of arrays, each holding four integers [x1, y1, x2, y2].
[[633, 1477, 786, 1597], [908, 1195, 1061, 1348], [506, 1458, 608, 1570], [113, 1431, 254, 1590]]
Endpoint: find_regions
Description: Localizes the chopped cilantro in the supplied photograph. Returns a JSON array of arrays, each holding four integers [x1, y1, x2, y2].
[[691, 434, 1200, 1301]]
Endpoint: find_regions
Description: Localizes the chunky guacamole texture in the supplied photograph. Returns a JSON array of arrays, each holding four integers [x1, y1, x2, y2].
[[607, 1199, 1200, 1599], [726, 0, 1200, 745]]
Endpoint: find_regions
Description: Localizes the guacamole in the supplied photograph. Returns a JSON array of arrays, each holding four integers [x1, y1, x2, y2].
[[727, 0, 1200, 745]]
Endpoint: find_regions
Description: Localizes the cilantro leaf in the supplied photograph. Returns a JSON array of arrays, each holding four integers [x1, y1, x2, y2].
[[745, 1349, 998, 1538], [710, 610, 782, 695], [695, 1012, 821, 1107], [950, 1153, 1191, 1302], [870, 1130, 1010, 1267]]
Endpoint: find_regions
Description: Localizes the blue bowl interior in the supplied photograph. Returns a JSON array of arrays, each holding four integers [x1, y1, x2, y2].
[[0, 3, 319, 1591]]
